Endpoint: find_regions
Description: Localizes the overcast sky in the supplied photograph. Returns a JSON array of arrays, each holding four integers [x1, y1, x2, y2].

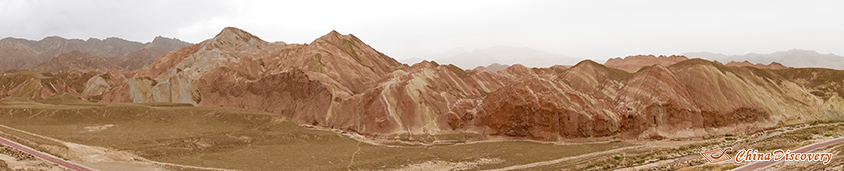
[[2, 0, 842, 60]]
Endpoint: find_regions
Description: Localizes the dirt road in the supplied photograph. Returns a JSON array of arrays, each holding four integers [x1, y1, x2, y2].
[[0, 136, 96, 171], [732, 137, 844, 171]]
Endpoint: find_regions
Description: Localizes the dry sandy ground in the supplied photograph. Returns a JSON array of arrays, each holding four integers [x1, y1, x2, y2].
[[0, 123, 240, 171], [391, 158, 505, 171], [763, 140, 844, 170], [624, 123, 844, 170]]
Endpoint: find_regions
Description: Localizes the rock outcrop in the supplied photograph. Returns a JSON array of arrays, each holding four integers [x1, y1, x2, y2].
[[327, 61, 513, 135]]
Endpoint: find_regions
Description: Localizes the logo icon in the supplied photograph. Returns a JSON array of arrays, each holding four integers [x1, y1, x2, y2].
[[700, 147, 733, 163]]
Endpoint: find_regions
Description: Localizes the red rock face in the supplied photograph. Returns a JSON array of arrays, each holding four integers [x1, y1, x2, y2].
[[467, 61, 625, 140], [467, 59, 839, 140], [475, 77, 619, 140], [196, 69, 333, 125], [327, 61, 514, 135]]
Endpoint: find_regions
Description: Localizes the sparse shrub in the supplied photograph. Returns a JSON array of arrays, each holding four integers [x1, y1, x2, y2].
[[811, 130, 819, 134], [725, 137, 736, 141], [614, 156, 621, 160], [825, 134, 832, 137]]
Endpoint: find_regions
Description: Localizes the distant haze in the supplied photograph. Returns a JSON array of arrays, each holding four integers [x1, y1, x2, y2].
[[2, 0, 843, 61], [428, 46, 580, 69], [684, 49, 844, 69]]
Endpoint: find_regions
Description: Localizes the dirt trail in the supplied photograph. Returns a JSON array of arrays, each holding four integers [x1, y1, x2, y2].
[[486, 146, 641, 170], [732, 136, 844, 171], [0, 136, 96, 171]]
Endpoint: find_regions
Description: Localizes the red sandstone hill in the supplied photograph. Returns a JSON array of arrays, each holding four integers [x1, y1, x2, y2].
[[3, 27, 843, 142], [470, 59, 835, 140], [433, 46, 580, 69], [0, 70, 101, 100], [95, 27, 843, 141]]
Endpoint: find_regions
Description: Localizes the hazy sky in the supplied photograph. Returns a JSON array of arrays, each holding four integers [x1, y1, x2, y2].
[[2, 0, 842, 60]]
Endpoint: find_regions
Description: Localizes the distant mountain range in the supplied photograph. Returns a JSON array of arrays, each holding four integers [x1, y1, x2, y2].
[[400, 47, 467, 65], [401, 46, 580, 69], [30, 50, 122, 72], [0, 36, 191, 71], [683, 49, 844, 69], [605, 55, 789, 73], [403, 48, 843, 71]]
